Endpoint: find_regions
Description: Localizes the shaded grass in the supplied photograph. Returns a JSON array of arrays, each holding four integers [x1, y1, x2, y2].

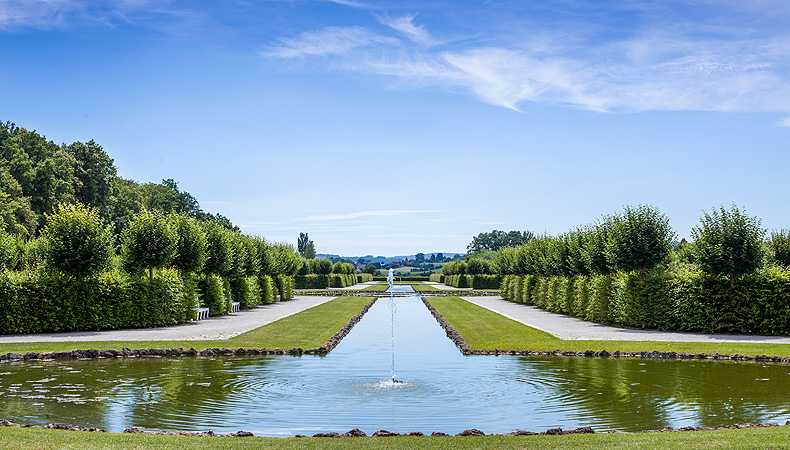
[[2, 424, 790, 450], [0, 297, 373, 354], [427, 297, 790, 357]]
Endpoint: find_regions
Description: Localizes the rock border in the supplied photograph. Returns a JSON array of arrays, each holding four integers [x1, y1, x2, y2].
[[0, 298, 378, 362], [2, 419, 787, 438], [421, 297, 790, 363]]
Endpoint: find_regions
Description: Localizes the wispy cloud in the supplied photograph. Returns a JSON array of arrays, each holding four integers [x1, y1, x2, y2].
[[297, 209, 440, 221], [262, 25, 399, 58], [779, 116, 790, 127], [262, 5, 790, 114]]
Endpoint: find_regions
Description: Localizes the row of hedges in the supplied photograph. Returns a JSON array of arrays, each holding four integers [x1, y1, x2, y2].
[[0, 269, 194, 334], [429, 273, 444, 283], [500, 266, 790, 335], [357, 273, 373, 283], [372, 276, 429, 281], [444, 274, 501, 289], [294, 273, 357, 289], [0, 269, 292, 333]]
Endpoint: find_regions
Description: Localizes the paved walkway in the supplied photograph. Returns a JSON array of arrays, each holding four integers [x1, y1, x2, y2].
[[0, 296, 337, 343], [461, 296, 790, 344]]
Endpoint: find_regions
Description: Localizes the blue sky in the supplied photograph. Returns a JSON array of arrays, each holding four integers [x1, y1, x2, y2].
[[2, 0, 789, 256]]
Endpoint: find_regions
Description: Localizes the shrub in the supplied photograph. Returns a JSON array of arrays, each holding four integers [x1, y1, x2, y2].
[[259, 275, 275, 304], [471, 274, 500, 289], [277, 275, 294, 300], [769, 229, 790, 268], [692, 204, 764, 286], [122, 210, 177, 282], [606, 205, 674, 277], [169, 214, 207, 274], [40, 203, 114, 276], [314, 258, 333, 275], [357, 273, 373, 283]]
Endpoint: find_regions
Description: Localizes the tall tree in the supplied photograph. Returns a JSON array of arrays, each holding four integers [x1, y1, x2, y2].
[[121, 210, 178, 282], [467, 230, 534, 253], [40, 203, 114, 277], [66, 140, 117, 216], [303, 240, 316, 259], [297, 232, 309, 255]]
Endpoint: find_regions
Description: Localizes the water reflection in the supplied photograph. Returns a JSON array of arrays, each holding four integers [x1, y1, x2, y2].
[[1, 296, 789, 435]]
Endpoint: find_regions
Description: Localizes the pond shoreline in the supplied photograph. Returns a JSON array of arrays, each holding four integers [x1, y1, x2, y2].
[[422, 298, 790, 363], [0, 298, 378, 362]]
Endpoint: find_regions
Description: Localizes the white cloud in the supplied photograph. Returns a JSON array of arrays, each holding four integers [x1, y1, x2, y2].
[[262, 5, 790, 114], [296, 209, 440, 221], [261, 26, 399, 58], [779, 116, 790, 127], [378, 14, 433, 46]]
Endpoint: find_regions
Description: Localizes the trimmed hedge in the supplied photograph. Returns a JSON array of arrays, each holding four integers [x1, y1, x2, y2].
[[429, 273, 444, 283], [500, 267, 790, 335], [0, 268, 193, 334], [276, 275, 294, 300], [259, 275, 275, 304], [357, 273, 373, 283]]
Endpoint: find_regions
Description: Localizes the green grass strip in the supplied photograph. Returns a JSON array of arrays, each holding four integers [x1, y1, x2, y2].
[[411, 283, 438, 292], [427, 297, 790, 357], [2, 424, 790, 449], [0, 297, 372, 354]]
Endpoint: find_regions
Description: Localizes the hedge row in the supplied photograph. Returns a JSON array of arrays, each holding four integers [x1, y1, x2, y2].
[[444, 274, 501, 289], [294, 273, 357, 289], [356, 273, 373, 283], [500, 267, 790, 335], [0, 269, 194, 334], [429, 273, 444, 283]]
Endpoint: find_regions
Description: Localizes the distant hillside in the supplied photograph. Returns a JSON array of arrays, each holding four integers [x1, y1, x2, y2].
[[316, 253, 461, 264]]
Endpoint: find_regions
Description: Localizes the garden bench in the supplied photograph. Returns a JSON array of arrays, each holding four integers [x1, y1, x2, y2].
[[231, 302, 240, 313], [195, 297, 210, 321]]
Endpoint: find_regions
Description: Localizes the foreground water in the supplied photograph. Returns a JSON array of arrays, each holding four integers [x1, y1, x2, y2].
[[1, 296, 790, 436]]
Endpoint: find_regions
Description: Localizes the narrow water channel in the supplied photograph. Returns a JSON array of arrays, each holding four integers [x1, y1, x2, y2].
[[1, 295, 790, 436]]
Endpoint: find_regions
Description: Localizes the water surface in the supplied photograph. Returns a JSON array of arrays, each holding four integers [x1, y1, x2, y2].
[[1, 296, 789, 435]]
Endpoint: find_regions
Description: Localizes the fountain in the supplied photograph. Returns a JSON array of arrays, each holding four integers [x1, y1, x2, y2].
[[387, 269, 402, 384]]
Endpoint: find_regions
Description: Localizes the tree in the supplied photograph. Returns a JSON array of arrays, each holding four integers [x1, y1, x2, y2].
[[303, 240, 316, 259], [66, 140, 117, 217], [692, 204, 765, 286], [121, 210, 177, 282], [363, 263, 379, 275], [40, 203, 114, 276], [415, 252, 425, 263], [314, 258, 333, 275], [769, 229, 790, 268], [169, 213, 207, 274], [606, 205, 674, 277], [467, 230, 534, 254], [297, 232, 309, 255], [203, 221, 233, 282]]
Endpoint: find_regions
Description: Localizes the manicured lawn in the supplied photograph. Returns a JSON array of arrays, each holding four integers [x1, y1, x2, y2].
[[411, 283, 439, 291], [0, 297, 373, 354], [427, 297, 790, 357], [1, 424, 789, 449]]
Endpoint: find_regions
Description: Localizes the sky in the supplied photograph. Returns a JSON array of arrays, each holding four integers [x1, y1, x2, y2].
[[1, 0, 789, 257]]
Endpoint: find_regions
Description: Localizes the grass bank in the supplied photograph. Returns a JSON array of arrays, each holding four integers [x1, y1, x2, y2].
[[427, 297, 790, 357], [1, 425, 789, 449], [0, 297, 373, 354]]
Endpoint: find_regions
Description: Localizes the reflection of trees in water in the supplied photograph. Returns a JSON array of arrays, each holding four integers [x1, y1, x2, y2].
[[0, 356, 276, 432], [516, 356, 790, 431]]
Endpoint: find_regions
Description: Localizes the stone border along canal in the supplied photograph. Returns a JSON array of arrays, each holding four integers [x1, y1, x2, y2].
[[3, 294, 790, 437]]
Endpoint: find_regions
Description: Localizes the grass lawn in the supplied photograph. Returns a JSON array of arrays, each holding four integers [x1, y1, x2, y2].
[[0, 297, 373, 355], [427, 297, 790, 357], [411, 283, 439, 292], [2, 424, 790, 450]]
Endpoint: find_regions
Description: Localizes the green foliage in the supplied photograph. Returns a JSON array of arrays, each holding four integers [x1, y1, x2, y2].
[[276, 275, 295, 300], [428, 272, 443, 283], [230, 276, 261, 309], [356, 273, 373, 283], [692, 204, 765, 284], [40, 203, 114, 276], [362, 263, 378, 275], [259, 275, 276, 304], [165, 213, 206, 274], [203, 221, 232, 277], [606, 205, 674, 276], [0, 226, 15, 269], [581, 222, 611, 274], [471, 274, 500, 289], [121, 209, 177, 280], [467, 229, 534, 253], [769, 229, 790, 268], [313, 258, 333, 275]]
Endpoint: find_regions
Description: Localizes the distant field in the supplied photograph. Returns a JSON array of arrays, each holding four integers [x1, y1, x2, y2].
[[378, 262, 445, 276]]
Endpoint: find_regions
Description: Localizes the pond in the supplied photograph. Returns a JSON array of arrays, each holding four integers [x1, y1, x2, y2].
[[1, 295, 789, 436]]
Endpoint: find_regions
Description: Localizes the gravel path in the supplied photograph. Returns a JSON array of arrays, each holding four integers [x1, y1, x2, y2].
[[0, 296, 336, 343], [461, 296, 790, 344]]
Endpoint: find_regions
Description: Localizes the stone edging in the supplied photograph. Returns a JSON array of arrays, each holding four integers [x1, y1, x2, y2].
[[0, 298, 378, 362], [421, 298, 790, 363], [2, 418, 787, 438]]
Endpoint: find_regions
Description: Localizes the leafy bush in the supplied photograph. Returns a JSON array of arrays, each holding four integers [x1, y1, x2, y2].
[[169, 214, 207, 274], [606, 205, 674, 276], [40, 203, 114, 276], [277, 275, 294, 300], [692, 204, 764, 286], [121, 210, 177, 281], [471, 274, 500, 289], [259, 275, 275, 304], [769, 229, 790, 268], [357, 273, 373, 283]]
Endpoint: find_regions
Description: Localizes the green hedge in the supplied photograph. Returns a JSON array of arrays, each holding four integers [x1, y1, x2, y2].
[[501, 267, 790, 335], [357, 273, 373, 283], [198, 275, 230, 316], [259, 275, 275, 304], [0, 268, 193, 334], [471, 274, 501, 289], [429, 273, 444, 283], [230, 276, 261, 310], [276, 275, 294, 300]]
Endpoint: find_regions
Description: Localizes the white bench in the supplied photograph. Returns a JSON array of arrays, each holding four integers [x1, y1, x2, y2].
[[231, 302, 240, 313], [195, 297, 210, 321]]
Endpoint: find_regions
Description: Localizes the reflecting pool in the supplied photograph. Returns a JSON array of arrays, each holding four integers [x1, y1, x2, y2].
[[1, 296, 789, 436]]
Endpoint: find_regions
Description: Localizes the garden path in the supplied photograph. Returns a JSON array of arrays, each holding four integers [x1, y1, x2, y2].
[[0, 296, 336, 343], [462, 296, 790, 344]]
